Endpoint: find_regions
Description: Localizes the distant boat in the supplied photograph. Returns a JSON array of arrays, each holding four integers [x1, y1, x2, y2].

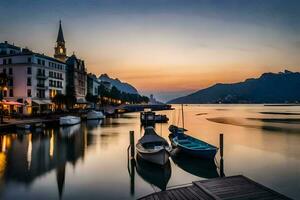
[[154, 114, 169, 123], [59, 116, 81, 126], [140, 110, 155, 126], [87, 110, 105, 120], [136, 127, 171, 165], [169, 125, 218, 159], [140, 110, 169, 126], [16, 124, 31, 130], [136, 154, 171, 190]]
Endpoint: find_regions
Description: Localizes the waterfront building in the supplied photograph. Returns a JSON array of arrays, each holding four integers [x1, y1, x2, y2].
[[87, 73, 100, 96], [66, 54, 87, 104], [0, 41, 67, 115]]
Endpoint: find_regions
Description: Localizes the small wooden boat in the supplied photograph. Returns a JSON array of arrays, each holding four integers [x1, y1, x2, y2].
[[59, 116, 81, 126], [169, 125, 218, 159], [87, 110, 105, 120], [136, 127, 171, 165]]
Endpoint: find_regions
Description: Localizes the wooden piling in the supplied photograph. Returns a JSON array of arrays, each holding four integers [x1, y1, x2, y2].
[[129, 131, 135, 159], [220, 133, 224, 158]]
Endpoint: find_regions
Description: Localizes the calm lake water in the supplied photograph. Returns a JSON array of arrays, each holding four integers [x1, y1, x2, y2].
[[0, 105, 299, 199]]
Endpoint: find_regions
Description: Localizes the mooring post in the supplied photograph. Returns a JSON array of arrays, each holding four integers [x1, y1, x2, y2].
[[130, 131, 135, 159], [220, 133, 224, 158], [220, 133, 225, 177]]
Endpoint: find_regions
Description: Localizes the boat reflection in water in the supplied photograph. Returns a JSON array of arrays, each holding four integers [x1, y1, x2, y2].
[[135, 154, 171, 191], [0, 125, 88, 199], [171, 154, 219, 179], [59, 123, 81, 137], [86, 119, 103, 129]]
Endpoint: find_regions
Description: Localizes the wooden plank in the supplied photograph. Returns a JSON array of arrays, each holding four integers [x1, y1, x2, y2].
[[138, 175, 291, 200], [194, 181, 221, 200], [186, 186, 213, 200]]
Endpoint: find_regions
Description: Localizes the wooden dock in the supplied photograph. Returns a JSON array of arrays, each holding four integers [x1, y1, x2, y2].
[[139, 175, 292, 200]]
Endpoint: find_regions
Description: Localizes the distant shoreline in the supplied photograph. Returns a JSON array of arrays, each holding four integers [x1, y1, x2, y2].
[[168, 103, 300, 106]]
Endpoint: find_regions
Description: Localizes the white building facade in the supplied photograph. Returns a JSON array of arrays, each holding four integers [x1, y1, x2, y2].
[[0, 42, 67, 115]]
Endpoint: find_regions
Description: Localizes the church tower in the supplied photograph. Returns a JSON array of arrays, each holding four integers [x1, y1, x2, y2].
[[54, 20, 67, 62]]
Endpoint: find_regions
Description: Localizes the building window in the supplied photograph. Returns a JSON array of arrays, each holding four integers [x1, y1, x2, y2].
[[42, 60, 45, 66], [27, 89, 31, 97], [8, 79, 13, 86], [3, 90, 7, 97], [27, 57, 31, 63], [27, 67, 31, 74], [27, 77, 31, 86], [37, 59, 41, 65], [3, 68, 6, 74], [9, 89, 13, 97], [8, 58, 12, 64], [8, 68, 12, 75], [3, 59, 6, 65]]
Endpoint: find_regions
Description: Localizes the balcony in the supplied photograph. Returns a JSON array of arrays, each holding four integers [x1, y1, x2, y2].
[[36, 84, 46, 88], [36, 74, 48, 79]]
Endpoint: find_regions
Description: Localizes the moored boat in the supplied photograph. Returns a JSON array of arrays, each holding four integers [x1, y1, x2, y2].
[[16, 124, 31, 130], [87, 110, 105, 120], [59, 116, 81, 126], [140, 110, 156, 126], [169, 125, 218, 159], [154, 114, 169, 123], [136, 127, 171, 165]]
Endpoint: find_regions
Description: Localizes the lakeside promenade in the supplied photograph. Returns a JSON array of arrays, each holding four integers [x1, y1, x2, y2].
[[0, 104, 173, 131]]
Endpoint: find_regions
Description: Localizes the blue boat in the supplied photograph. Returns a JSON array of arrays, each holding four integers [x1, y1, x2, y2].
[[169, 125, 218, 159]]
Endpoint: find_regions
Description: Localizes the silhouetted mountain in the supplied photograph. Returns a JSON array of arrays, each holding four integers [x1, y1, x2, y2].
[[168, 70, 300, 104], [98, 74, 139, 94]]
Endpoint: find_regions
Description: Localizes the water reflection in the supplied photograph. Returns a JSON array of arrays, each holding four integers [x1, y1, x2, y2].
[[171, 155, 219, 179], [0, 125, 87, 199], [135, 155, 171, 191]]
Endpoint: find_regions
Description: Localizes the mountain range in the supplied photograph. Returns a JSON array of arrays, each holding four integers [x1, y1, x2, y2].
[[98, 74, 139, 94], [168, 70, 300, 104]]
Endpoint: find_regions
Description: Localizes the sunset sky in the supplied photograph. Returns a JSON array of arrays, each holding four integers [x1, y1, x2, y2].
[[1, 0, 300, 101]]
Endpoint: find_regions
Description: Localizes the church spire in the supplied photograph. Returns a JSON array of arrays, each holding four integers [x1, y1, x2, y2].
[[57, 20, 65, 43], [54, 20, 67, 62]]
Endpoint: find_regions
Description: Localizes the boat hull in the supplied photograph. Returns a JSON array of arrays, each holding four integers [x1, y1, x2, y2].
[[169, 134, 218, 159], [59, 116, 81, 126], [137, 148, 170, 166], [175, 147, 217, 159]]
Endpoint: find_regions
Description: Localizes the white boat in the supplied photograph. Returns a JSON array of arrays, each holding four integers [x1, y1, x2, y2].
[[87, 110, 105, 120], [16, 124, 31, 130], [59, 116, 81, 126], [136, 127, 171, 165]]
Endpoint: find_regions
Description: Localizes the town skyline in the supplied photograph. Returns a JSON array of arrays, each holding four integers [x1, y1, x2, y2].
[[1, 0, 300, 101]]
